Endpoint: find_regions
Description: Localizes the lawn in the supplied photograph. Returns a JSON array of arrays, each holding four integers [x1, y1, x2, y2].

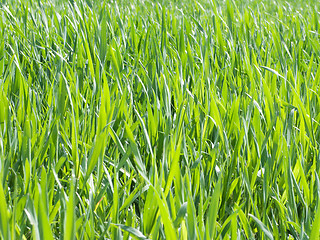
[[0, 0, 320, 239]]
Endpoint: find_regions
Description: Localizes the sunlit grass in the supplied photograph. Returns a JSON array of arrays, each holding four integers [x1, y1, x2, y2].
[[0, 0, 320, 239]]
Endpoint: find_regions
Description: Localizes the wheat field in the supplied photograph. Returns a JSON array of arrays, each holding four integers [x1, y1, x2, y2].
[[0, 0, 320, 239]]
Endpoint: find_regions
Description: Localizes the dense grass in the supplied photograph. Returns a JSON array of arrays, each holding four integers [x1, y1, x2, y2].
[[1, 0, 320, 239]]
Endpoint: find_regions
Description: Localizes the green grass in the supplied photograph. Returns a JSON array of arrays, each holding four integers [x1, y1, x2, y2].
[[0, 0, 320, 239]]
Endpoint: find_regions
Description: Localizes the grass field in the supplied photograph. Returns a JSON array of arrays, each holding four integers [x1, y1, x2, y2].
[[1, 0, 320, 239]]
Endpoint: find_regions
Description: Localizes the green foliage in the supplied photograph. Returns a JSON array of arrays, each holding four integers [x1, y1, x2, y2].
[[0, 0, 320, 238]]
